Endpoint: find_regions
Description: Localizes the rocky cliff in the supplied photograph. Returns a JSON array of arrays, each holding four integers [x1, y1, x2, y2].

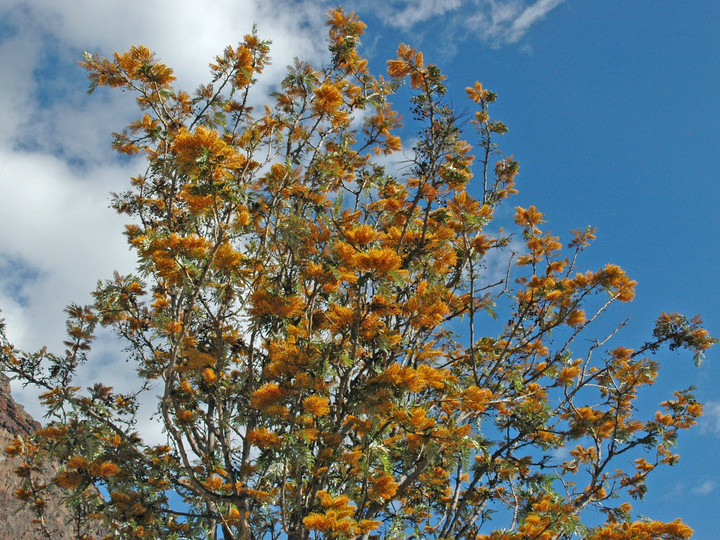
[[0, 372, 81, 539]]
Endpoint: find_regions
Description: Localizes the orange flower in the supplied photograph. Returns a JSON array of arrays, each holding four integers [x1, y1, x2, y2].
[[36, 425, 69, 440], [303, 512, 331, 531], [466, 81, 489, 103], [369, 473, 398, 501], [314, 83, 344, 115], [327, 304, 357, 330], [247, 428, 281, 450], [226, 507, 241, 525], [67, 456, 89, 470], [359, 519, 382, 533], [91, 461, 121, 478], [214, 242, 242, 270], [235, 206, 251, 227], [177, 409, 194, 422], [344, 224, 378, 246], [247, 428, 281, 449], [174, 127, 227, 164], [205, 475, 223, 490], [178, 186, 214, 213], [514, 205, 544, 229], [461, 386, 493, 412], [353, 248, 402, 274], [250, 383, 286, 410], [165, 320, 183, 334], [233, 45, 254, 87], [387, 43, 420, 80], [557, 365, 581, 385], [387, 58, 411, 79], [201, 368, 218, 383], [4, 438, 24, 458], [303, 395, 331, 417], [55, 470, 83, 490], [251, 289, 305, 318], [566, 309, 586, 328]]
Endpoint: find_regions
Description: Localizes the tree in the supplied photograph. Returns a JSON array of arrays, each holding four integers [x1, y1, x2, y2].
[[1, 8, 716, 540]]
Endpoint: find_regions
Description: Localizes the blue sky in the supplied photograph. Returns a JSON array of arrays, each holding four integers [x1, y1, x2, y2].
[[1, 0, 719, 536]]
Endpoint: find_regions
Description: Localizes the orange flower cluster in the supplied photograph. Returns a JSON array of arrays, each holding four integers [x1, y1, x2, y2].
[[326, 8, 368, 73], [314, 83, 344, 115], [302, 491, 381, 536], [387, 43, 426, 88], [588, 518, 692, 540], [303, 395, 331, 417], [353, 247, 402, 274], [173, 126, 248, 179], [250, 289, 305, 319], [460, 385, 494, 412], [380, 363, 451, 393]]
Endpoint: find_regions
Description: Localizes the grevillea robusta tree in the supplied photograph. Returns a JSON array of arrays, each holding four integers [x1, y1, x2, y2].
[[1, 8, 715, 540]]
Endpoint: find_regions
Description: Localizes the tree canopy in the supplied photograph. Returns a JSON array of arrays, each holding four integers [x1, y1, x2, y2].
[[1, 7, 716, 540]]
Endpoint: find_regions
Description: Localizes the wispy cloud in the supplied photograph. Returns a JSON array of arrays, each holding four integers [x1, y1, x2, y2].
[[463, 0, 566, 46], [505, 0, 565, 43], [691, 480, 716, 495], [372, 0, 464, 31], [700, 400, 720, 436], [359, 0, 563, 46]]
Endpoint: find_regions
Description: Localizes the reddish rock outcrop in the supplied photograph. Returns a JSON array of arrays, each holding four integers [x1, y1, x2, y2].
[[0, 373, 79, 539]]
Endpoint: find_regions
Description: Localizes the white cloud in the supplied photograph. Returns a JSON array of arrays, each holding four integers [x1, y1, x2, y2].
[[691, 479, 716, 495], [660, 481, 685, 501], [551, 444, 570, 462], [357, 0, 562, 46], [700, 400, 720, 436], [505, 0, 565, 43], [0, 149, 136, 346], [3, 0, 330, 90], [208, 0, 565, 50], [463, 0, 566, 45], [373, 0, 464, 31], [0, 11, 42, 147]]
